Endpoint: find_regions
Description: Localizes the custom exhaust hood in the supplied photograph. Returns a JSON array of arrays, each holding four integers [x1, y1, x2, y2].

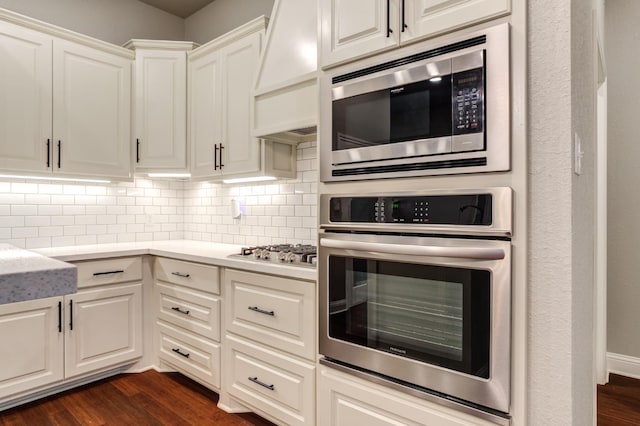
[[252, 0, 317, 144]]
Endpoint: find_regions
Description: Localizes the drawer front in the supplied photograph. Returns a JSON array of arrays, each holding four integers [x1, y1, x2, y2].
[[157, 321, 220, 390], [155, 257, 220, 294], [75, 257, 142, 289], [156, 282, 221, 341], [225, 334, 315, 426], [225, 269, 316, 360]]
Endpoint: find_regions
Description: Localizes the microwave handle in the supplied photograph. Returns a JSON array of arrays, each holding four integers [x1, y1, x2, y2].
[[320, 238, 505, 260]]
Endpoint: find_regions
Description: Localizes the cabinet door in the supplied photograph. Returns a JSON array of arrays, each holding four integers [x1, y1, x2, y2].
[[188, 50, 223, 178], [0, 21, 52, 174], [218, 32, 262, 176], [402, 0, 510, 43], [320, 0, 398, 68], [0, 297, 63, 400], [53, 39, 131, 179], [134, 50, 187, 171], [65, 283, 142, 379]]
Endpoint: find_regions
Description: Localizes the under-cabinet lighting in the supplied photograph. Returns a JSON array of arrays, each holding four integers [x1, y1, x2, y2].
[[222, 176, 277, 184], [0, 174, 111, 184], [147, 173, 191, 178]]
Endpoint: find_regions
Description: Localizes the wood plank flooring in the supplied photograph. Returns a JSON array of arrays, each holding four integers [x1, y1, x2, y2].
[[598, 374, 640, 426], [2, 369, 638, 424], [0, 370, 276, 426]]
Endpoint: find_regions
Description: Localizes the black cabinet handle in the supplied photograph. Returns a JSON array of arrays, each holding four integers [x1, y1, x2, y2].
[[248, 376, 275, 391], [46, 139, 51, 168], [402, 0, 407, 32], [214, 144, 219, 170], [57, 140, 61, 168], [93, 270, 124, 276], [69, 300, 73, 331], [248, 306, 275, 316], [58, 300, 62, 333], [219, 144, 224, 169], [386, 0, 393, 37], [171, 306, 190, 315], [172, 348, 190, 358], [171, 272, 190, 278], [136, 138, 140, 163]]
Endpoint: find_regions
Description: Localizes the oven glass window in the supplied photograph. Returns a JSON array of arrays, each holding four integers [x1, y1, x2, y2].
[[332, 77, 452, 151], [328, 256, 490, 378]]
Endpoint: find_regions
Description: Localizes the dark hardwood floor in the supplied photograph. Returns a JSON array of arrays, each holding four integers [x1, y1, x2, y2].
[[598, 374, 640, 426], [0, 370, 276, 426], [2, 370, 638, 424]]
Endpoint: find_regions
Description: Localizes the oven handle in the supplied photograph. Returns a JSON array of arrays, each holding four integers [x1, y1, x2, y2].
[[320, 238, 505, 260]]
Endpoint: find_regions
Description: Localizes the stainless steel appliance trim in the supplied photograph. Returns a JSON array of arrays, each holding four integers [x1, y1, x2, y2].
[[452, 49, 484, 73], [320, 238, 505, 260], [332, 136, 451, 165], [451, 133, 484, 152], [318, 232, 512, 413], [319, 358, 511, 426], [319, 187, 512, 237], [331, 57, 452, 101]]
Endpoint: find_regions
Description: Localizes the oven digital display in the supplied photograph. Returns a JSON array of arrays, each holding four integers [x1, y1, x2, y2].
[[330, 194, 492, 225]]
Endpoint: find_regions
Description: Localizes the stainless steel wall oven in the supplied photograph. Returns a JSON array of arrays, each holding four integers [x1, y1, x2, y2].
[[318, 187, 512, 418]]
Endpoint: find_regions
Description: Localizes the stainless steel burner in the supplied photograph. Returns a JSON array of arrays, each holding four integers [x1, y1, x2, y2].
[[236, 244, 317, 266]]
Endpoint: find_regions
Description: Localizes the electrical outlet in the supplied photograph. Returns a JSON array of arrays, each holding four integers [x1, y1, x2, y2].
[[574, 132, 584, 175]]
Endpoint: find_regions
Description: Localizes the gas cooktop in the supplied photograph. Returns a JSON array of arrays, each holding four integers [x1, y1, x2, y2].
[[231, 244, 317, 267]]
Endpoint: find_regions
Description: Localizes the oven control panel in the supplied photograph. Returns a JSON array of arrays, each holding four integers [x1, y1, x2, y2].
[[452, 67, 484, 135], [329, 194, 492, 225]]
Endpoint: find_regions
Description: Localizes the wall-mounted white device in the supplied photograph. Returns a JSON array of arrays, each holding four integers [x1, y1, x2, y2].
[[231, 199, 242, 219]]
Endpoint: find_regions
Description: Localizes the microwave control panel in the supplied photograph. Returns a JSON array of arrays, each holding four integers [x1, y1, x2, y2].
[[452, 67, 484, 135], [329, 194, 492, 226]]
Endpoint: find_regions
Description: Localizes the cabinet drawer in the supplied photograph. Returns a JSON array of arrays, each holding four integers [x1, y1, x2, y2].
[[225, 269, 316, 360], [155, 257, 220, 294], [156, 282, 221, 341], [75, 257, 142, 289], [157, 321, 220, 390], [225, 334, 315, 426]]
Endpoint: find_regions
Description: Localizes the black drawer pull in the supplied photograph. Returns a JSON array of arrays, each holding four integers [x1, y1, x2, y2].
[[171, 306, 190, 315], [172, 348, 190, 358], [93, 270, 124, 276], [248, 376, 274, 391], [248, 306, 274, 316], [171, 272, 190, 278]]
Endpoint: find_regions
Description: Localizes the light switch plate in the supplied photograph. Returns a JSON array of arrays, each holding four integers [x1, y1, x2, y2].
[[574, 132, 583, 175]]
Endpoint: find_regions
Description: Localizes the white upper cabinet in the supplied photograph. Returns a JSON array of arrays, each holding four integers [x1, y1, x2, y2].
[[321, 0, 510, 68], [188, 18, 266, 179], [0, 20, 52, 173], [0, 9, 133, 181], [53, 39, 132, 179], [127, 41, 194, 172]]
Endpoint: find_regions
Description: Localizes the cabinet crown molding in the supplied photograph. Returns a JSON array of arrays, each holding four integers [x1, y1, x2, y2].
[[123, 39, 198, 51], [187, 15, 268, 61]]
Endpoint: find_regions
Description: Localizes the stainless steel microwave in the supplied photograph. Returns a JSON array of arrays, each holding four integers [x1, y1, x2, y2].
[[320, 23, 510, 182]]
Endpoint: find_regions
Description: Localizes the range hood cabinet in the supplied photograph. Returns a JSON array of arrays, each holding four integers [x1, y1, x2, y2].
[[253, 0, 318, 143]]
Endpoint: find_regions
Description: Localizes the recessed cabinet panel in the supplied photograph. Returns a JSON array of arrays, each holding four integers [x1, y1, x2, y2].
[[0, 21, 52, 173], [0, 297, 63, 400], [53, 39, 131, 179], [65, 283, 142, 379], [402, 0, 511, 43], [134, 49, 188, 170], [189, 51, 222, 178]]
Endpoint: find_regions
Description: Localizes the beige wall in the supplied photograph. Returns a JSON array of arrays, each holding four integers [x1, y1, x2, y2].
[[184, 0, 274, 44], [528, 0, 597, 423], [0, 0, 184, 45], [606, 0, 640, 359]]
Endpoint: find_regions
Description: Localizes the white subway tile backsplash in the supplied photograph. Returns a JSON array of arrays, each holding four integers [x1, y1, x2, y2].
[[0, 142, 318, 248]]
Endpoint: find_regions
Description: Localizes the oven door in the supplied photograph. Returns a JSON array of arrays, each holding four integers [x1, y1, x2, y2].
[[318, 231, 510, 413]]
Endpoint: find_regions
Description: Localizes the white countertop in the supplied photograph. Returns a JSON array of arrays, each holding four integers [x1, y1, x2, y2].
[[0, 244, 77, 304], [34, 240, 317, 282]]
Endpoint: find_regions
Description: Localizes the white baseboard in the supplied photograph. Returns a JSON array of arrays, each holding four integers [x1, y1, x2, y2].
[[607, 352, 640, 380]]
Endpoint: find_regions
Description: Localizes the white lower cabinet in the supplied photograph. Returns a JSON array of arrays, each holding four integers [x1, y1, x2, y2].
[[318, 365, 500, 426], [0, 297, 64, 400], [222, 268, 316, 425], [154, 257, 222, 391]]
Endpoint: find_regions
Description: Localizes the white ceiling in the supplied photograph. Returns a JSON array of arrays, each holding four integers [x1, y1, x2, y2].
[[138, 0, 216, 18]]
